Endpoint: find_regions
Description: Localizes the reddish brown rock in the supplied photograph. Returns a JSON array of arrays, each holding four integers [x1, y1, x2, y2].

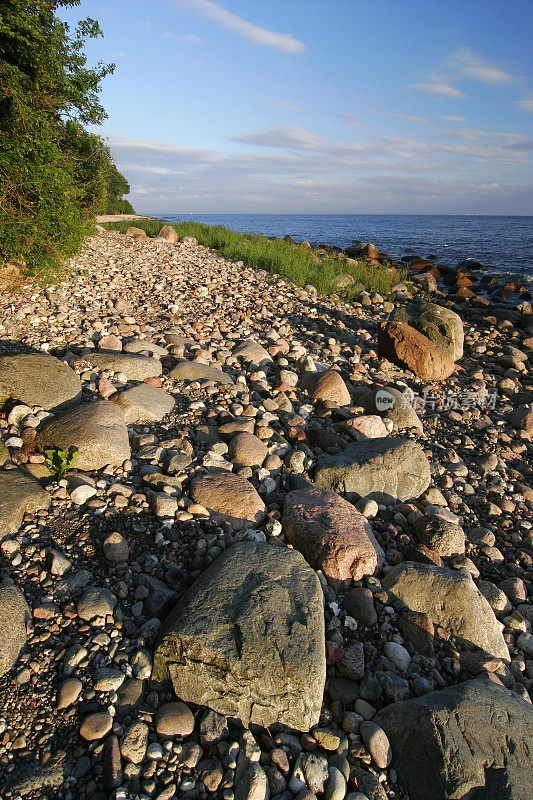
[[158, 224, 179, 243], [282, 485, 384, 590], [378, 321, 455, 381], [300, 369, 351, 406], [190, 472, 266, 530], [228, 432, 268, 466]]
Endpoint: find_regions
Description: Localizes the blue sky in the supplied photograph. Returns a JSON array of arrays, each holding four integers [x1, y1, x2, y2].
[[60, 0, 533, 213]]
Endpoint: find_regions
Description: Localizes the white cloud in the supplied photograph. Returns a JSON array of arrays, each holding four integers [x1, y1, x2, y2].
[[441, 115, 468, 122], [406, 82, 467, 98], [174, 0, 305, 54], [393, 113, 431, 124], [515, 98, 533, 112], [162, 31, 203, 43], [450, 47, 515, 84], [230, 126, 324, 149]]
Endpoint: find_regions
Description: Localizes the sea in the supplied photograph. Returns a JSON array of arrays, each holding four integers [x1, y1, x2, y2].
[[157, 214, 532, 284]]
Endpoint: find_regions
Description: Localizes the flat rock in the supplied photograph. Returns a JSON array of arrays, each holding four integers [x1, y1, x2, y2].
[[153, 541, 326, 731], [378, 321, 455, 381], [123, 339, 168, 357], [111, 383, 174, 423], [382, 562, 509, 661], [0, 468, 51, 541], [37, 401, 130, 471], [190, 472, 266, 530], [282, 486, 384, 590], [232, 340, 272, 365], [375, 678, 533, 800], [392, 299, 464, 361], [169, 361, 234, 385], [299, 369, 351, 406], [0, 583, 30, 677], [80, 350, 162, 380], [314, 437, 431, 503], [0, 353, 82, 411]]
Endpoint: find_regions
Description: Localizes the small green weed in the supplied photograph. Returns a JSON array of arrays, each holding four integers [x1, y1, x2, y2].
[[44, 447, 79, 478]]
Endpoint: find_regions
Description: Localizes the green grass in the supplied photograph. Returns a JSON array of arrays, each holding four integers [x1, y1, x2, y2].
[[101, 218, 407, 298]]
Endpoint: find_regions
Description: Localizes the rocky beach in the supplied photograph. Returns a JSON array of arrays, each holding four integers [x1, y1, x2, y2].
[[0, 224, 532, 800]]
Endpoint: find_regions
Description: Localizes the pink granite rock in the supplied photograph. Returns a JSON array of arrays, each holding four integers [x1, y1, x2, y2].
[[282, 486, 384, 590], [344, 415, 389, 440], [300, 369, 351, 406]]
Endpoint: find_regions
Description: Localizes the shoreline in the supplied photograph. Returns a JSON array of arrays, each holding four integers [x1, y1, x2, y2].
[[0, 227, 531, 799]]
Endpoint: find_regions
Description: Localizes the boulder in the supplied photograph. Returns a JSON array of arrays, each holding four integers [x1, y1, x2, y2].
[[37, 401, 130, 471], [378, 321, 455, 381], [232, 340, 272, 365], [392, 299, 464, 360], [153, 542, 326, 731], [299, 369, 351, 406], [0, 468, 51, 541], [79, 351, 162, 380], [282, 486, 384, 590], [314, 437, 431, 503], [111, 383, 174, 424], [169, 361, 234, 385], [0, 353, 82, 412], [382, 562, 509, 661], [375, 678, 533, 800], [0, 582, 30, 676], [158, 225, 179, 244], [190, 472, 266, 530], [413, 516, 465, 557], [126, 226, 150, 242]]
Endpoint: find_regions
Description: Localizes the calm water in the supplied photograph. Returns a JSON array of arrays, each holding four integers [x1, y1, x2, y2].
[[158, 214, 532, 283]]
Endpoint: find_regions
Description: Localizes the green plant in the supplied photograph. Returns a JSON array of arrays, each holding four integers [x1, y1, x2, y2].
[[44, 446, 79, 478]]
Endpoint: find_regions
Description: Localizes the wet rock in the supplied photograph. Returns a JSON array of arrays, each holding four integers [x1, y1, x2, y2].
[[0, 468, 51, 541], [153, 542, 326, 730], [282, 486, 384, 590], [0, 353, 82, 411], [190, 471, 266, 530]]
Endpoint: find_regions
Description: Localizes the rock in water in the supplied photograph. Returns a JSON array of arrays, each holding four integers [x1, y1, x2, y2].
[[0, 468, 51, 541], [0, 583, 30, 676], [190, 471, 266, 530], [37, 401, 130, 471], [378, 321, 455, 380], [282, 486, 384, 590], [0, 353, 82, 412], [392, 299, 464, 361], [375, 678, 533, 800], [314, 437, 431, 503], [382, 562, 509, 661], [153, 542, 326, 731]]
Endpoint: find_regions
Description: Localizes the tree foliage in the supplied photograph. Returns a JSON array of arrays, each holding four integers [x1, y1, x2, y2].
[[0, 0, 134, 276]]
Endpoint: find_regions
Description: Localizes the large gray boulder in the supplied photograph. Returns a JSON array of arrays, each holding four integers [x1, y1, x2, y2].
[[0, 582, 30, 676], [314, 437, 430, 503], [0, 468, 51, 541], [375, 678, 533, 800], [0, 353, 82, 412], [111, 383, 174, 423], [382, 562, 509, 661], [153, 542, 326, 731], [169, 361, 234, 385], [37, 401, 130, 471], [392, 299, 464, 361]]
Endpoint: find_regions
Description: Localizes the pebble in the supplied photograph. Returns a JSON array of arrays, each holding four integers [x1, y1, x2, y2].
[[79, 712, 113, 741], [359, 722, 392, 769]]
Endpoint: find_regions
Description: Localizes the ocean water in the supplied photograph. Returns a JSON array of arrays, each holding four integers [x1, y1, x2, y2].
[[158, 214, 532, 283]]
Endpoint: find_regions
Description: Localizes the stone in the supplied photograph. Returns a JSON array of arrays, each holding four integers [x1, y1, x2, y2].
[[506, 404, 533, 435], [300, 369, 351, 406], [69, 484, 97, 505], [158, 224, 179, 243], [344, 586, 377, 626], [398, 611, 435, 657], [37, 401, 130, 471], [228, 432, 268, 467], [383, 641, 411, 671], [343, 415, 389, 440], [98, 334, 122, 351], [232, 340, 272, 365], [103, 532, 129, 562], [392, 299, 464, 360], [80, 351, 162, 380], [126, 225, 150, 241], [314, 438, 431, 504], [169, 360, 234, 384], [382, 562, 509, 661], [120, 721, 149, 764], [155, 702, 195, 737], [378, 321, 455, 381], [103, 736, 122, 794], [80, 713, 113, 741], [0, 469, 51, 541], [363, 387, 423, 432], [77, 586, 117, 622], [190, 472, 266, 530], [0, 353, 82, 412], [340, 641, 365, 681], [112, 383, 174, 423], [413, 516, 465, 557], [282, 486, 384, 590], [123, 339, 168, 357], [360, 722, 392, 769], [301, 752, 328, 794], [0, 583, 30, 677], [153, 542, 326, 731], [57, 678, 83, 709], [235, 763, 269, 800], [375, 678, 533, 800], [324, 766, 346, 800]]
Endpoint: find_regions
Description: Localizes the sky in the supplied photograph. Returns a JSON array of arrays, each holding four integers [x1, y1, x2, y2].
[[59, 0, 533, 214]]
